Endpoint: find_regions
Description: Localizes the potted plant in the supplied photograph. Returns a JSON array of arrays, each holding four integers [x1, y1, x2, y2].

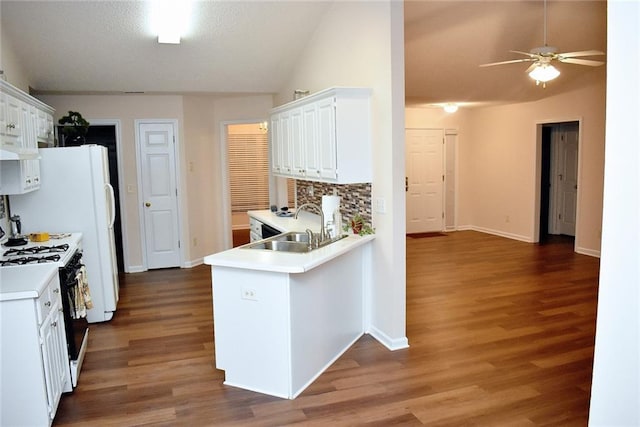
[[58, 111, 90, 144], [345, 213, 375, 236]]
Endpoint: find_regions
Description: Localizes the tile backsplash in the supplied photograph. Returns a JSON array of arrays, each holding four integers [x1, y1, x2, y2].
[[295, 180, 372, 227]]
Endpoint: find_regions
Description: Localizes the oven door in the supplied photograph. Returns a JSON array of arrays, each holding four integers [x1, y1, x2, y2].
[[59, 251, 89, 388]]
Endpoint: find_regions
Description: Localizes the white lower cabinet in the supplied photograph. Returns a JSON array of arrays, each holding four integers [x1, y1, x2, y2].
[[249, 216, 263, 242], [270, 87, 372, 184], [0, 269, 71, 426]]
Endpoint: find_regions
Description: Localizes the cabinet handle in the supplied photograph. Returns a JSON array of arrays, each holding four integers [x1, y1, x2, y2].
[[6, 123, 15, 129], [51, 321, 57, 327], [45, 301, 51, 307], [53, 288, 59, 294]]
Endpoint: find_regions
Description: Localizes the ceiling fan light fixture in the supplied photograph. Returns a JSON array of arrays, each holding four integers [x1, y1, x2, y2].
[[443, 103, 458, 113], [529, 63, 560, 83]]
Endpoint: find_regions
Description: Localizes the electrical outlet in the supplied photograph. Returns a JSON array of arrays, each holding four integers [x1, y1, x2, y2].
[[241, 288, 257, 301], [376, 197, 386, 214]]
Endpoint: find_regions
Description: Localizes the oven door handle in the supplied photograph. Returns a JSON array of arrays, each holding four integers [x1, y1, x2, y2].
[[106, 183, 116, 229]]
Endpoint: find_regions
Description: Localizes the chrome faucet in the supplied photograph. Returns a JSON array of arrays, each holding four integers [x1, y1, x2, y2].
[[294, 203, 325, 244]]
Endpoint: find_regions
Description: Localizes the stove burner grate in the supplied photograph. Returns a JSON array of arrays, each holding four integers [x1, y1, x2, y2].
[[0, 254, 62, 266], [3, 244, 69, 257]]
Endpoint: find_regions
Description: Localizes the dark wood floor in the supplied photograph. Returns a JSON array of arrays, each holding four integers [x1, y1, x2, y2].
[[53, 231, 600, 426]]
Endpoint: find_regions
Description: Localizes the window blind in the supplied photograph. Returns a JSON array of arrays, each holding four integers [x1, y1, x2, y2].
[[228, 131, 270, 212]]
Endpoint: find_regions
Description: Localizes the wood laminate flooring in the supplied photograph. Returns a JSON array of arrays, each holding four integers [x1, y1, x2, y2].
[[53, 231, 600, 426]]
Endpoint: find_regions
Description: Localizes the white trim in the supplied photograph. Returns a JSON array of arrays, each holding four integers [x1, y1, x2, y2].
[[468, 225, 533, 243], [576, 247, 601, 258], [533, 117, 584, 253], [184, 258, 204, 268], [134, 119, 184, 271], [220, 119, 270, 251], [366, 326, 409, 351], [128, 265, 145, 273], [86, 119, 131, 272]]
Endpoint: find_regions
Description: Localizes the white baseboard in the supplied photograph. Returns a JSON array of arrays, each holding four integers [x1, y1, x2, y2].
[[127, 265, 145, 273], [184, 258, 204, 268], [367, 325, 409, 351], [576, 247, 601, 258], [465, 225, 533, 243]]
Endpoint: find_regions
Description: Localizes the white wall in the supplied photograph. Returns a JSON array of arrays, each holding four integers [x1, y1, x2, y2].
[[276, 1, 408, 348], [589, 1, 640, 424]]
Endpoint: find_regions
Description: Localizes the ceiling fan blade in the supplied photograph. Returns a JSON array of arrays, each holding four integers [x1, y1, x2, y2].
[[558, 50, 605, 58], [559, 57, 606, 66], [509, 50, 538, 58], [479, 58, 535, 68]]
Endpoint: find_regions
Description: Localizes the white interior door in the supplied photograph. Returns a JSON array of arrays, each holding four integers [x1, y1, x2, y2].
[[406, 128, 444, 233], [556, 125, 578, 236], [137, 122, 181, 269]]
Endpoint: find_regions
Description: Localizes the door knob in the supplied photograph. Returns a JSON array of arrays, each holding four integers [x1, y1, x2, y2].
[[145, 202, 151, 207]]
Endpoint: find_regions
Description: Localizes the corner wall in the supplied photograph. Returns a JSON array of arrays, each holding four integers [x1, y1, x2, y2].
[[276, 1, 408, 348]]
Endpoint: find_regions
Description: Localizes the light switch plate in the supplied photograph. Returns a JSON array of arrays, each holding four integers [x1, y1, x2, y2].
[[376, 197, 386, 214]]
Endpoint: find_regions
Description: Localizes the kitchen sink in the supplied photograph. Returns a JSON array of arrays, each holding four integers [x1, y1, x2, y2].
[[273, 232, 310, 243], [243, 231, 347, 253], [247, 239, 311, 253]]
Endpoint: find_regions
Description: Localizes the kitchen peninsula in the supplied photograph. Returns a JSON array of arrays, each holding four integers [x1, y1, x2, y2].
[[204, 210, 374, 399]]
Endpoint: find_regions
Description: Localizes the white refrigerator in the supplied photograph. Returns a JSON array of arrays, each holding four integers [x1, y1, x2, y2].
[[11, 145, 119, 323]]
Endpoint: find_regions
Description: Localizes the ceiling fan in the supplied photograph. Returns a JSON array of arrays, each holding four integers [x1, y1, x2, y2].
[[479, 0, 605, 87]]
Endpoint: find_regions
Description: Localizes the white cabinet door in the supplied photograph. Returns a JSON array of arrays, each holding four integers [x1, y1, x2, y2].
[[2, 94, 23, 149], [270, 114, 282, 175], [316, 96, 338, 180], [302, 103, 321, 180], [290, 107, 306, 178], [36, 108, 54, 143], [39, 299, 66, 421], [279, 111, 292, 175]]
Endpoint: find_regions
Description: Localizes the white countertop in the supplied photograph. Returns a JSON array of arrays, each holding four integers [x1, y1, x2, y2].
[[205, 210, 374, 273], [204, 234, 374, 274], [0, 263, 58, 301]]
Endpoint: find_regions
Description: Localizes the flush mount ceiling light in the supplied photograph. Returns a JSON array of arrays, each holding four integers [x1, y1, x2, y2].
[[152, 0, 193, 44], [443, 103, 458, 113]]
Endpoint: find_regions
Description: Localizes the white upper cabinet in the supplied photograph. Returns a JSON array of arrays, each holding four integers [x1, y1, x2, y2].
[[0, 80, 54, 159], [270, 87, 372, 184], [0, 80, 53, 194]]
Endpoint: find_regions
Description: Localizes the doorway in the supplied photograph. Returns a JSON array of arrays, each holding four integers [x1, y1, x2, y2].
[[58, 121, 126, 273], [539, 121, 579, 244], [135, 120, 182, 270]]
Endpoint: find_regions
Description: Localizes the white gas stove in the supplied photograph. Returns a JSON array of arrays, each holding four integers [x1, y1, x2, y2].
[[0, 233, 81, 268]]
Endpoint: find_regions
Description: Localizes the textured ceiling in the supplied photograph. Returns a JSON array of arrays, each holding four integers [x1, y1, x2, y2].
[[1, 1, 332, 94], [1, 1, 607, 106]]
